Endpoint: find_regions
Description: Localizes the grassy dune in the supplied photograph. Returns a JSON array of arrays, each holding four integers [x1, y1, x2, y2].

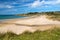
[[0, 11, 60, 40], [46, 14, 60, 21], [0, 28, 60, 40], [17, 11, 60, 21]]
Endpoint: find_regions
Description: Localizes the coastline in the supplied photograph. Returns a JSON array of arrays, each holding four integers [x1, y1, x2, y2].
[[0, 15, 60, 35]]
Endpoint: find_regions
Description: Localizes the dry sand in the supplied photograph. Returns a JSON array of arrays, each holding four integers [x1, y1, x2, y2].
[[13, 15, 60, 25], [0, 15, 60, 35]]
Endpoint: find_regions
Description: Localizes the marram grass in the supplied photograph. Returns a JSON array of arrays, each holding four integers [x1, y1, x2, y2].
[[0, 28, 60, 40]]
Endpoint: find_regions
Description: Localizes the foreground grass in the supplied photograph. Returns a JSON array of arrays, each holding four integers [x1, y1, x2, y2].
[[0, 28, 60, 40]]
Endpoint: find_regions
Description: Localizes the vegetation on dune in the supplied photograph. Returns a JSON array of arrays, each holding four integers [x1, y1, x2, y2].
[[45, 11, 60, 21], [0, 28, 60, 40], [0, 11, 60, 40], [17, 11, 60, 16], [17, 11, 60, 21]]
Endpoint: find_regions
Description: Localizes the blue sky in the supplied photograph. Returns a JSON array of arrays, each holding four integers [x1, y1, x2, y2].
[[0, 0, 60, 15]]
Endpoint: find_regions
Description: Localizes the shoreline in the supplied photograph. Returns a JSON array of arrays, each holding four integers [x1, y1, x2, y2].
[[0, 15, 60, 25], [0, 15, 60, 35]]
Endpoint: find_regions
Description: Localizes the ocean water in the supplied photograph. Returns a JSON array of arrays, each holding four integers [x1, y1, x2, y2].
[[0, 15, 25, 20]]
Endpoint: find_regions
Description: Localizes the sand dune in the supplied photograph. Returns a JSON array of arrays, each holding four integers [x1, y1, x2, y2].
[[13, 15, 60, 25], [0, 15, 60, 35]]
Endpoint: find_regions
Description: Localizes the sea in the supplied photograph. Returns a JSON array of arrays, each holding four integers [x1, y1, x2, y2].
[[0, 15, 26, 21]]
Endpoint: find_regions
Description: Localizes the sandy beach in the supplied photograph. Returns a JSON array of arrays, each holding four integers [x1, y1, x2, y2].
[[0, 15, 60, 35]]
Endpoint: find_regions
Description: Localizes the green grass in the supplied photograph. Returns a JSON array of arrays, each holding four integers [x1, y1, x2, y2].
[[0, 28, 60, 40], [47, 14, 60, 21]]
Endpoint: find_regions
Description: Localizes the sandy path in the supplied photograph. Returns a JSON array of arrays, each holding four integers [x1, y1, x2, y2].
[[0, 15, 60, 35]]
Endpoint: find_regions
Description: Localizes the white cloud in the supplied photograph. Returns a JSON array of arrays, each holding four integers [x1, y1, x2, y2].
[[6, 5, 14, 8], [25, 0, 60, 8], [30, 0, 40, 8], [44, 0, 60, 5], [24, 0, 44, 8], [1, 0, 59, 8], [56, 0, 60, 4], [30, 0, 45, 8], [0, 4, 14, 8]]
